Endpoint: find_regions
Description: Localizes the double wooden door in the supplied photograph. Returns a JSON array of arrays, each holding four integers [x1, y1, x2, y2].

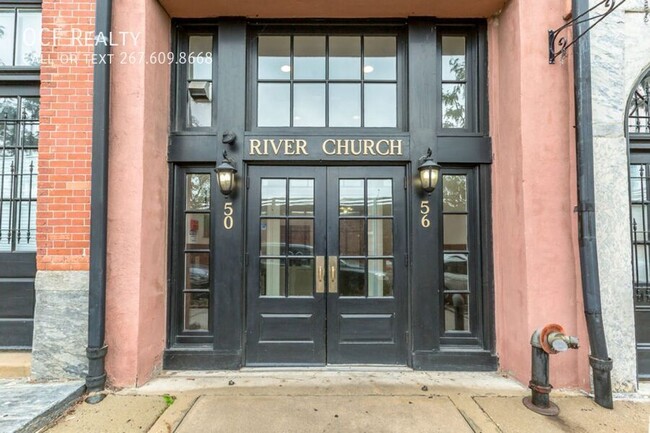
[[245, 166, 408, 365]]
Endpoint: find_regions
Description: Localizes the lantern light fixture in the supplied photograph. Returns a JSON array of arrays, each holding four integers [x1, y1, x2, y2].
[[215, 150, 237, 196], [417, 147, 441, 194]]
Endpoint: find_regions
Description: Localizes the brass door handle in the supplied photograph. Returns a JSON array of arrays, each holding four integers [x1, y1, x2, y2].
[[328, 256, 338, 293], [316, 256, 325, 294]]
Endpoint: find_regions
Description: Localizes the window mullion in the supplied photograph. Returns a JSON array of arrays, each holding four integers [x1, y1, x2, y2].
[[12, 7, 18, 66], [325, 36, 330, 127], [360, 36, 365, 128], [9, 150, 18, 251], [15, 100, 24, 249], [289, 36, 294, 128]]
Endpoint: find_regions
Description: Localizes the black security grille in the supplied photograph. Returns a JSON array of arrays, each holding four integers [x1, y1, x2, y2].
[[631, 164, 650, 305], [629, 76, 650, 134], [0, 97, 39, 252]]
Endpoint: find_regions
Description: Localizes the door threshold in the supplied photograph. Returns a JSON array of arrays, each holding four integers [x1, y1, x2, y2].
[[240, 365, 412, 372]]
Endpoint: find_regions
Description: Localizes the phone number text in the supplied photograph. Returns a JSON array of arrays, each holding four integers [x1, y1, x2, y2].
[[43, 52, 213, 66]]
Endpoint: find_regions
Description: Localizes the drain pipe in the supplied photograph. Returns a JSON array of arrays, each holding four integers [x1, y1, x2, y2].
[[572, 0, 614, 409], [85, 0, 112, 403]]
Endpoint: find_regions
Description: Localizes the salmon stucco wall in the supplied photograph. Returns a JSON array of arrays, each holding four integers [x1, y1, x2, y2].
[[105, 0, 171, 387], [489, 0, 590, 389]]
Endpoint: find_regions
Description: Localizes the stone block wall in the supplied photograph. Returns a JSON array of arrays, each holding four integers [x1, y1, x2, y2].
[[590, 0, 650, 392]]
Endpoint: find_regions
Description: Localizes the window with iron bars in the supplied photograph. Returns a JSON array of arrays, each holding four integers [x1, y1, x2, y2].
[[0, 96, 38, 252], [629, 75, 650, 135]]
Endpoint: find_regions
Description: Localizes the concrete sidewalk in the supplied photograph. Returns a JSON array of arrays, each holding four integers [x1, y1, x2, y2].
[[43, 371, 650, 433]]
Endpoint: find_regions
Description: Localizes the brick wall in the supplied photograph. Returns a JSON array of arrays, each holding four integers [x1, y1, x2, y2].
[[37, 0, 95, 271]]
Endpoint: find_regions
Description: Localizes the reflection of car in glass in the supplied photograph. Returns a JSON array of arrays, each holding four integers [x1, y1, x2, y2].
[[444, 254, 468, 291], [261, 242, 314, 257], [189, 263, 209, 289], [258, 243, 393, 296], [443, 254, 469, 331]]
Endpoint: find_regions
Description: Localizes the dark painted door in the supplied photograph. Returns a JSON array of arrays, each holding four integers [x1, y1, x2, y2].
[[0, 92, 39, 349], [246, 166, 327, 365], [246, 165, 407, 365]]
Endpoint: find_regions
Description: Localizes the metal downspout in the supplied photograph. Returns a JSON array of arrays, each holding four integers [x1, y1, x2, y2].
[[572, 0, 614, 409], [85, 0, 112, 397]]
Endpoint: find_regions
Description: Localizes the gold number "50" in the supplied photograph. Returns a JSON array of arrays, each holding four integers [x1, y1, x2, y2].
[[224, 202, 234, 230]]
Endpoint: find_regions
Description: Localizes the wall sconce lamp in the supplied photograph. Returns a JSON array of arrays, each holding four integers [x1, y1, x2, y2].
[[215, 150, 237, 196], [418, 148, 441, 194]]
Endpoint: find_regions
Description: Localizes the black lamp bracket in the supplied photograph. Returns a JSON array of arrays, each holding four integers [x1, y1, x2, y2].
[[222, 131, 237, 145], [220, 150, 236, 168], [549, 0, 627, 64], [419, 147, 433, 163]]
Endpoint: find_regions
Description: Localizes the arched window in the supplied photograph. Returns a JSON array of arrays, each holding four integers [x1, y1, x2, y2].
[[628, 68, 650, 379], [629, 74, 650, 135]]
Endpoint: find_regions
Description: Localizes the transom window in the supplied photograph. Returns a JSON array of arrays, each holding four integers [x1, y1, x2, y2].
[[441, 36, 467, 129], [255, 34, 398, 128], [186, 35, 213, 128], [0, 8, 41, 67]]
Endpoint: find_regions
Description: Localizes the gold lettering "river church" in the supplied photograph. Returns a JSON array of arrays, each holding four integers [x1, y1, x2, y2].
[[248, 138, 404, 157]]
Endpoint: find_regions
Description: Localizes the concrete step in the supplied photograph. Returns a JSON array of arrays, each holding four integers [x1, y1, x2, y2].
[[0, 351, 31, 378]]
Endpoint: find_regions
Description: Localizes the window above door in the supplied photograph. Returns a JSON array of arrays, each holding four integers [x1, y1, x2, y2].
[[248, 26, 406, 131], [172, 27, 217, 132]]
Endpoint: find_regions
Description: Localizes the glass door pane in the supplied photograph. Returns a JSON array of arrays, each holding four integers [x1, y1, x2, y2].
[[337, 178, 394, 298]]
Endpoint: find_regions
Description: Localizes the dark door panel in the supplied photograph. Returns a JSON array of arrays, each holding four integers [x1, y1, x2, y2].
[[0, 253, 36, 277], [0, 253, 36, 348], [0, 319, 33, 347], [0, 280, 35, 318], [0, 92, 39, 350]]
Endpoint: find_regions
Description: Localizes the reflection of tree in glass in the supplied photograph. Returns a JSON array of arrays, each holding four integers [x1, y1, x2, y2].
[[0, 25, 6, 66], [629, 76, 650, 133], [24, 51, 40, 67], [188, 175, 210, 209], [442, 57, 466, 128], [443, 175, 466, 211], [0, 99, 18, 151], [21, 98, 40, 148], [0, 98, 17, 119], [1, 98, 40, 149]]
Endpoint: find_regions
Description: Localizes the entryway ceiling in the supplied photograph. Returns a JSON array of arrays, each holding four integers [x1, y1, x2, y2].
[[158, 0, 507, 19]]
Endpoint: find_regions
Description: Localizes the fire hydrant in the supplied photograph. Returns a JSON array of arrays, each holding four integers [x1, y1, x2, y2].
[[522, 324, 579, 416]]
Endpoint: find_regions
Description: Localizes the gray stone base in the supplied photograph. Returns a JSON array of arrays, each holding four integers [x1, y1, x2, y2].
[[0, 379, 84, 433], [31, 271, 89, 381]]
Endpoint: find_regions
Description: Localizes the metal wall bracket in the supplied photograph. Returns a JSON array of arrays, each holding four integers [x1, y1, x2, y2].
[[548, 0, 627, 64]]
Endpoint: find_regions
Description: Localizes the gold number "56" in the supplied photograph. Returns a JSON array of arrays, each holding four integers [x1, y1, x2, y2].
[[420, 200, 430, 228]]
